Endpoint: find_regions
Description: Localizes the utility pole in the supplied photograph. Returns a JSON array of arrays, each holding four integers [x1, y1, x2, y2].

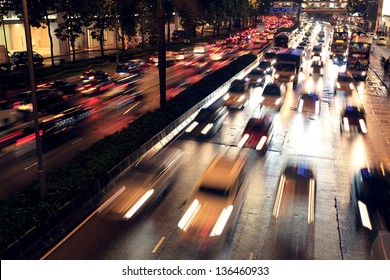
[[22, 0, 46, 200], [157, 0, 167, 109]]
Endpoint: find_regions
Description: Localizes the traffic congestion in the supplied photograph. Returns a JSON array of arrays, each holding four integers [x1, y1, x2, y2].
[[1, 15, 390, 261]]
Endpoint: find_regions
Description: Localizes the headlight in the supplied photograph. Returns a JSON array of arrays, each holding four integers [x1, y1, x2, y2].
[[336, 82, 341, 88], [298, 99, 304, 112], [315, 101, 320, 114], [178, 199, 201, 231], [256, 136, 268, 151], [201, 123, 214, 135], [361, 71, 366, 76], [359, 119, 367, 134], [238, 134, 250, 148], [210, 205, 233, 236], [349, 83, 354, 90], [123, 189, 154, 219], [238, 95, 246, 102], [275, 74, 280, 79], [257, 78, 263, 83], [290, 75, 295, 81], [266, 68, 270, 72], [343, 117, 350, 131], [223, 94, 230, 101], [358, 200, 372, 230], [275, 98, 281, 105], [186, 121, 199, 133]]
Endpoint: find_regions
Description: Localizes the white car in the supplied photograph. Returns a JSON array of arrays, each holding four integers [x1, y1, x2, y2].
[[376, 37, 387, 46], [178, 153, 248, 248]]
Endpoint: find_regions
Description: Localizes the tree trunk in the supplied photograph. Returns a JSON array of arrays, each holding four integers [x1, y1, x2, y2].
[[167, 17, 170, 44], [45, 15, 55, 67], [71, 40, 76, 62], [100, 27, 105, 57], [121, 25, 125, 52]]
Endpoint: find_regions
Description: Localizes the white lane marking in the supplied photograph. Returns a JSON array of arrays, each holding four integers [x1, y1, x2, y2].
[[248, 252, 254, 260], [72, 138, 82, 145], [24, 162, 37, 171], [40, 207, 101, 259], [152, 236, 166, 254]]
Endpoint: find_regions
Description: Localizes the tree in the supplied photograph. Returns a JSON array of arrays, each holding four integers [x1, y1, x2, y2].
[[88, 0, 116, 57], [54, 0, 91, 62]]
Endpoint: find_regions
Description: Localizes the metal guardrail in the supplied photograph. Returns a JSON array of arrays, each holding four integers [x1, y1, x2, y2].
[[1, 45, 270, 260]]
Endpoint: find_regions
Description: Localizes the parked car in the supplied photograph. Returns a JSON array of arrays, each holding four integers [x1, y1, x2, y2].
[[11, 51, 44, 66]]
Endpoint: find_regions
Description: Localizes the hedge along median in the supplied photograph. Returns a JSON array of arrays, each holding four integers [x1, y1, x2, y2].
[[0, 53, 258, 259]]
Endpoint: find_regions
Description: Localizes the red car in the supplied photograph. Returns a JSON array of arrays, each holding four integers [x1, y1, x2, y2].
[[237, 115, 273, 153]]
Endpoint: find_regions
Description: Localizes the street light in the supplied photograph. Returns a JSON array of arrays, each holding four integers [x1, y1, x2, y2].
[[22, 0, 46, 200]]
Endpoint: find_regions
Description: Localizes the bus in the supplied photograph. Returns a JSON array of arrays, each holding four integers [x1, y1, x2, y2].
[[347, 34, 372, 81], [329, 29, 349, 60], [274, 33, 290, 48]]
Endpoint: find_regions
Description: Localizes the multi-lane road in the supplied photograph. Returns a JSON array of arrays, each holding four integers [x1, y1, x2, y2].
[[41, 26, 390, 260]]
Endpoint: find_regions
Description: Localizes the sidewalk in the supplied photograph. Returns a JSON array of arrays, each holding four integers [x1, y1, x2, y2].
[[370, 45, 390, 92]]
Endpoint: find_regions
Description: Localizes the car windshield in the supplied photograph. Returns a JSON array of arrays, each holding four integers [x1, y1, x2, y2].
[[195, 108, 213, 122], [313, 46, 322, 52], [249, 69, 264, 76], [275, 64, 295, 71], [229, 85, 245, 93], [338, 75, 353, 83], [264, 52, 277, 59], [259, 61, 271, 68], [199, 185, 229, 196], [263, 85, 281, 96]]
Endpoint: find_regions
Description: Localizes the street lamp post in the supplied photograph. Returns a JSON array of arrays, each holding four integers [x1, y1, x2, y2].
[[22, 0, 46, 200]]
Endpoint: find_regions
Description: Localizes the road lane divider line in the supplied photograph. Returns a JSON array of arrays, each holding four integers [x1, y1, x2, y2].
[[72, 138, 82, 145], [40, 207, 101, 259], [152, 236, 165, 254], [24, 162, 37, 171]]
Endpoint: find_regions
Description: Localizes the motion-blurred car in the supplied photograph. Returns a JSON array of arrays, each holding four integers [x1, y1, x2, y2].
[[184, 104, 228, 138], [245, 68, 266, 87], [174, 49, 193, 61], [376, 37, 387, 46], [0, 99, 21, 128], [258, 60, 273, 75], [340, 105, 367, 134], [370, 231, 390, 260], [223, 79, 251, 109], [11, 51, 43, 66], [178, 153, 248, 247], [116, 59, 148, 75], [272, 164, 316, 224], [237, 115, 273, 153], [193, 42, 209, 54], [37, 80, 78, 95], [334, 71, 356, 95], [260, 82, 286, 111], [311, 45, 323, 58], [332, 53, 347, 65], [80, 70, 110, 85], [148, 53, 175, 67], [77, 80, 115, 95], [209, 50, 225, 61], [309, 60, 324, 77], [263, 51, 277, 65], [15, 88, 68, 114], [99, 147, 183, 221], [297, 93, 321, 116], [351, 167, 390, 231]]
